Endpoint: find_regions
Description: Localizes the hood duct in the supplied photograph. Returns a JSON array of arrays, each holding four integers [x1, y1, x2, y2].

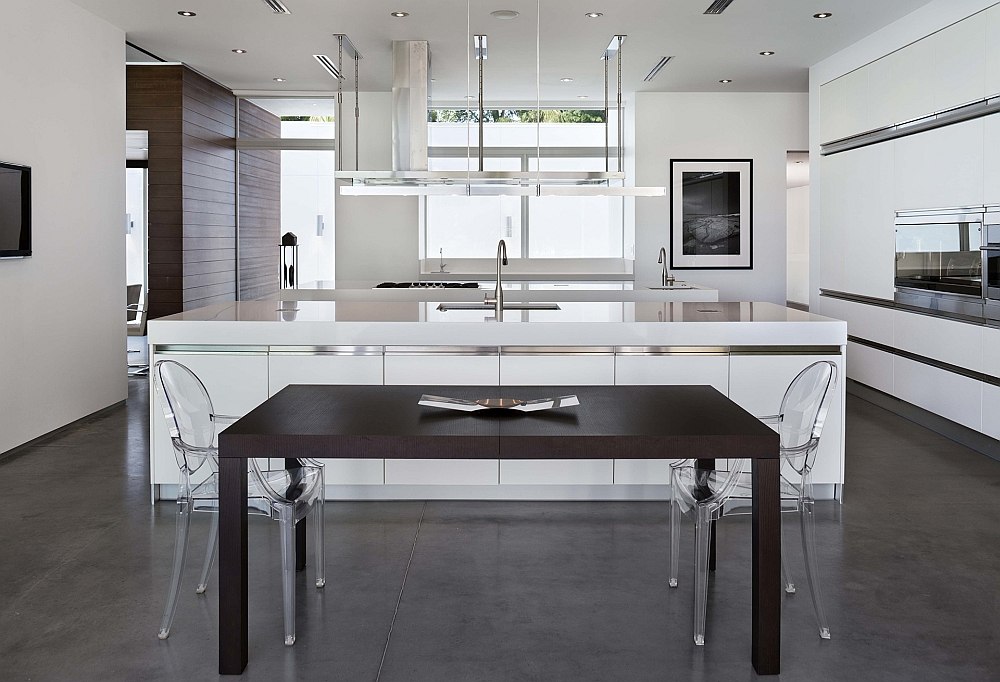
[[391, 40, 429, 172]]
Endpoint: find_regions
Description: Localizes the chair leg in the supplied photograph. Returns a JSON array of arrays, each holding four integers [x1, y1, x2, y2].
[[158, 500, 192, 640], [693, 507, 712, 646], [313, 496, 326, 588], [196, 512, 219, 594], [780, 519, 796, 594], [669, 485, 680, 588], [799, 500, 831, 639], [280, 510, 297, 646]]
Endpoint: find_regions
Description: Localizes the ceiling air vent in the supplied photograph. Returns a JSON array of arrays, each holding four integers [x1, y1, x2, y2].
[[261, 0, 292, 14], [704, 0, 737, 14], [313, 54, 343, 79], [643, 56, 674, 82]]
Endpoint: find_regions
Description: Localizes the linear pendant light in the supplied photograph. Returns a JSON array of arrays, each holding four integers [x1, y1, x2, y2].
[[261, 0, 292, 14]]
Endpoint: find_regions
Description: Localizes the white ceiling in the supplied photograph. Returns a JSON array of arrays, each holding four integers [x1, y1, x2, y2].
[[73, 0, 933, 101]]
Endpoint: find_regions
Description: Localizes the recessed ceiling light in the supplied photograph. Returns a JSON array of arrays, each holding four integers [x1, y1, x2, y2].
[[719, 79, 732, 84], [177, 11, 196, 17], [585, 12, 603, 19], [813, 12, 832, 19], [759, 51, 775, 56], [390, 11, 409, 18], [490, 9, 519, 19], [273, 77, 286, 82], [232, 49, 247, 54], [560, 77, 574, 82]]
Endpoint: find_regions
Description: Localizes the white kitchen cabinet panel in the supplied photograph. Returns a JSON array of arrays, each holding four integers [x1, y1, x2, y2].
[[384, 351, 499, 386], [985, 114, 1000, 205], [729, 354, 845, 486], [268, 352, 384, 485], [893, 310, 984, 373], [384, 459, 498, 485], [866, 53, 896, 131], [613, 460, 672, 485], [984, 4, 1000, 97], [614, 354, 728, 392], [819, 76, 846, 144], [894, 119, 985, 211], [267, 353, 383, 394], [818, 296, 893, 345], [150, 352, 269, 487], [982, 327, 1000, 378], [820, 154, 848, 293], [981, 383, 1000, 440], [820, 68, 868, 143], [500, 459, 613, 485], [894, 356, 982, 431], [931, 13, 987, 112], [888, 38, 937, 124], [500, 352, 615, 386], [842, 143, 896, 300], [846, 341, 893, 394]]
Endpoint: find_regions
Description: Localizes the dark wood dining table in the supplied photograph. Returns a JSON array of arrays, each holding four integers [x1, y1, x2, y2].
[[217, 384, 782, 676]]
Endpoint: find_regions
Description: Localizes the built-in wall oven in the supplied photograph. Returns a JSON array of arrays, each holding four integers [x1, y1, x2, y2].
[[895, 208, 985, 317], [984, 207, 1000, 323]]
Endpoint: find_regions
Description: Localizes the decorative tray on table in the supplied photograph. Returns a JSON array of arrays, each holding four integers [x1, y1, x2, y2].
[[418, 395, 580, 412]]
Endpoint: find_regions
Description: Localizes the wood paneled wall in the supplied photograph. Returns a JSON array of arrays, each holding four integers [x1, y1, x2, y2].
[[126, 65, 237, 318], [238, 101, 281, 300]]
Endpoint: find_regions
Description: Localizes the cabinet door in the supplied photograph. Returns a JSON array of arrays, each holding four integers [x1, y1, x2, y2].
[[894, 118, 985, 210], [931, 13, 987, 112], [841, 143, 896, 299], [986, 115, 1000, 205], [987, 5, 1000, 97], [383, 349, 500, 485], [894, 356, 982, 432], [499, 350, 615, 484], [866, 54, 895, 131], [614, 354, 729, 484], [150, 352, 269, 488], [819, 155, 848, 293], [888, 37, 937, 123], [269, 352, 384, 485], [728, 355, 845, 486]]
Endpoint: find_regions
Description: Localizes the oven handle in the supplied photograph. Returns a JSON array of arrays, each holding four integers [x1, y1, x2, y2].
[[980, 245, 1000, 250]]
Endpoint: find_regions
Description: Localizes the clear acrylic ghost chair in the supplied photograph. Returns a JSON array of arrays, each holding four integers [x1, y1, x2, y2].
[[154, 359, 326, 646], [668, 360, 838, 645]]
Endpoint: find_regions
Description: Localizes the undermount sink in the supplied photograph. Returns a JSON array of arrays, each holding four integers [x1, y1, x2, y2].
[[436, 302, 562, 311]]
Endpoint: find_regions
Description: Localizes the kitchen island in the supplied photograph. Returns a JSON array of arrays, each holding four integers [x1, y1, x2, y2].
[[147, 299, 847, 502]]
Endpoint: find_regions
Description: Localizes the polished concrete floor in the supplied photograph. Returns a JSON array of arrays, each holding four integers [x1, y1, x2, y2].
[[0, 378, 997, 681]]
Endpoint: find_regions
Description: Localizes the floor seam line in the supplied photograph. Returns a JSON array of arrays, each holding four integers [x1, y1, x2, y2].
[[374, 500, 427, 682]]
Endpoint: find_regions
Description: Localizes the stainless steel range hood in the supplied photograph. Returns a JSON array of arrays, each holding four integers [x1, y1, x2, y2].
[[335, 38, 664, 197]]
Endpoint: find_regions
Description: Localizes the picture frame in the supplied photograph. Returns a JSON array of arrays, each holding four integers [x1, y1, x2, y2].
[[669, 159, 753, 270]]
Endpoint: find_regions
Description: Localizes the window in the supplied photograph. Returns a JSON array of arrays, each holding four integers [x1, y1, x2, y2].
[[424, 109, 626, 260]]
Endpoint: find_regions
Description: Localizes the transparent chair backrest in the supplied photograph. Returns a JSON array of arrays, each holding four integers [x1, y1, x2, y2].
[[154, 360, 218, 474], [778, 360, 838, 476]]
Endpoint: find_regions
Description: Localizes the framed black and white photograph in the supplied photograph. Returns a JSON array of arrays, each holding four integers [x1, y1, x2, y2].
[[669, 159, 753, 269]]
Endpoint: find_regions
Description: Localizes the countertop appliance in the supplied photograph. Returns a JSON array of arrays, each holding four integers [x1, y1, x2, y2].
[[375, 282, 480, 289], [894, 207, 985, 318]]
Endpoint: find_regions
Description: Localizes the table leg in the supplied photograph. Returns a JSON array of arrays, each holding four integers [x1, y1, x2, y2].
[[285, 459, 307, 572], [751, 457, 781, 675], [219, 457, 248, 675], [694, 459, 718, 571]]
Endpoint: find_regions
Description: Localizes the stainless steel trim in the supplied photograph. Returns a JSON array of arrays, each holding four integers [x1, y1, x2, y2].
[[729, 346, 842, 356], [153, 345, 268, 355], [821, 288, 995, 327], [821, 94, 1000, 156], [335, 170, 626, 181], [501, 346, 614, 355], [894, 208, 984, 224], [267, 345, 383, 356], [615, 346, 729, 356], [385, 345, 499, 356]]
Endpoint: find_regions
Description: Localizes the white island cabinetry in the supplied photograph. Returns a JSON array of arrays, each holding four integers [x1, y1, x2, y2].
[[148, 300, 847, 500]]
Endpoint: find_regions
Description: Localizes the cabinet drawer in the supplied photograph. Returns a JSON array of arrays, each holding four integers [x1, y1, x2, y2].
[[500, 460, 613, 485], [384, 351, 499, 386], [500, 352, 615, 386], [614, 354, 728, 392], [894, 356, 982, 431], [268, 353, 383, 393], [384, 459, 498, 485]]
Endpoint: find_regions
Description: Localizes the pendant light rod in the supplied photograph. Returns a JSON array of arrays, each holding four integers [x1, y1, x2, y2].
[[354, 52, 360, 170], [336, 36, 343, 171], [617, 34, 623, 172], [604, 54, 609, 172], [474, 35, 487, 172], [600, 35, 626, 172]]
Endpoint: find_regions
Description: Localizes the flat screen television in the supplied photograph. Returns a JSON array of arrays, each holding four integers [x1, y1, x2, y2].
[[0, 160, 31, 258]]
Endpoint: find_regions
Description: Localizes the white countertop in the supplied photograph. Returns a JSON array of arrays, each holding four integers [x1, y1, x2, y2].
[[148, 300, 847, 348]]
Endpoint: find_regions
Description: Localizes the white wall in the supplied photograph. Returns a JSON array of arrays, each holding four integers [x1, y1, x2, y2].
[[786, 185, 810, 305], [634, 93, 808, 303], [0, 2, 126, 454]]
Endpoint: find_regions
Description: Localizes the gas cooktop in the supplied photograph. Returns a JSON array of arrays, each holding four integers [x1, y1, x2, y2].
[[375, 282, 480, 289]]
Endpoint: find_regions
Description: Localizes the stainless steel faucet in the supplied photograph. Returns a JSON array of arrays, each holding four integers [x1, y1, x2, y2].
[[657, 246, 675, 286], [484, 239, 508, 320]]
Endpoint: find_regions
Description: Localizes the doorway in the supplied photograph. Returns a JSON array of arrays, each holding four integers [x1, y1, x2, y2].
[[786, 151, 810, 310]]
